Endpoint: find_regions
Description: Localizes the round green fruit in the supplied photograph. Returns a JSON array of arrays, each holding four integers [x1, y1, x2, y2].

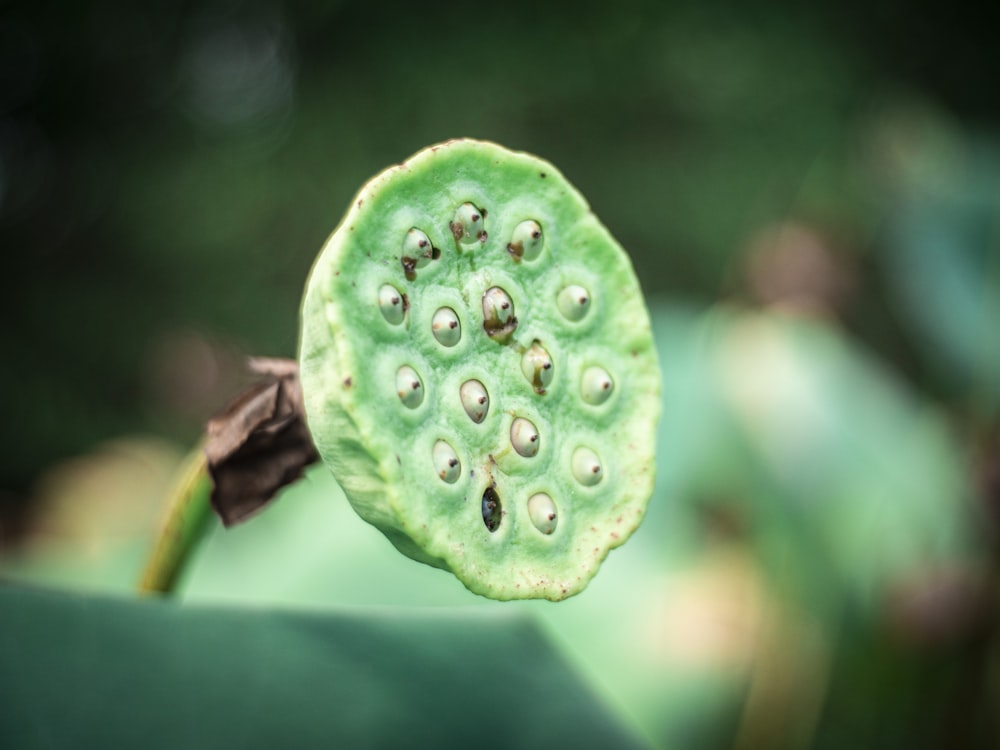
[[299, 139, 660, 600]]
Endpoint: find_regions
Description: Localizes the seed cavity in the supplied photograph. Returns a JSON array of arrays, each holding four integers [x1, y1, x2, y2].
[[482, 286, 518, 339], [581, 366, 614, 405], [511, 417, 540, 457], [557, 285, 591, 321], [507, 220, 543, 262], [450, 202, 487, 245], [571, 446, 603, 486], [521, 340, 553, 395], [400, 228, 439, 280], [460, 379, 490, 423], [431, 307, 461, 347], [482, 486, 502, 532], [395, 365, 424, 408], [378, 284, 406, 325], [527, 493, 557, 535], [432, 440, 461, 483]]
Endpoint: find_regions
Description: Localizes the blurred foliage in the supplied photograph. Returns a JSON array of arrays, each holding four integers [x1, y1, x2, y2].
[[1, 585, 647, 750], [3, 0, 999, 495], [4, 304, 995, 747], [2, 1, 1000, 748]]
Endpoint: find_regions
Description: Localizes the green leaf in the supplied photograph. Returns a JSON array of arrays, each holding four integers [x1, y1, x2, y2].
[[0, 586, 648, 750]]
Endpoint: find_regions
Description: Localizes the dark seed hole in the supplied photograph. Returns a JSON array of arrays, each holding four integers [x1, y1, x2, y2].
[[482, 486, 502, 532]]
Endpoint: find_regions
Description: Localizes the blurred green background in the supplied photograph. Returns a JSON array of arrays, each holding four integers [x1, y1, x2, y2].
[[2, 1, 999, 748]]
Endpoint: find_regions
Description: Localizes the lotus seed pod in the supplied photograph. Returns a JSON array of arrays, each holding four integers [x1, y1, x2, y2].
[[299, 139, 661, 601]]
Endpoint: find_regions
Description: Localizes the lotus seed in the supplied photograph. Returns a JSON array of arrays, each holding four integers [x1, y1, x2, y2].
[[378, 284, 405, 325], [521, 340, 553, 395], [460, 379, 490, 423], [571, 446, 603, 486], [450, 202, 487, 245], [482, 486, 502, 532], [511, 417, 540, 457], [581, 366, 614, 405], [432, 440, 461, 483], [507, 219, 543, 262], [402, 228, 437, 267], [482, 286, 518, 339], [395, 365, 424, 408], [527, 493, 557, 535], [557, 285, 591, 321], [431, 307, 462, 347]]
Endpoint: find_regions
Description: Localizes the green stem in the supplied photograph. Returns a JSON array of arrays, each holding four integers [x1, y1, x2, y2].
[[138, 444, 216, 595]]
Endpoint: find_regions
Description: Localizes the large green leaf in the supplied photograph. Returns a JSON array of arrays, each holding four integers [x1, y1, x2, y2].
[[0, 585, 647, 750]]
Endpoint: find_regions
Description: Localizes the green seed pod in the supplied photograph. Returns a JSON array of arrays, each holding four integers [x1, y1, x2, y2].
[[299, 139, 661, 601]]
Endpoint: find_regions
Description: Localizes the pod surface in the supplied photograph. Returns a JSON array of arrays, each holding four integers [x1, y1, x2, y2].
[[299, 139, 660, 600]]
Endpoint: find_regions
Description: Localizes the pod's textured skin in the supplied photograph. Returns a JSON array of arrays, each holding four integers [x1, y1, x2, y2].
[[299, 139, 660, 600]]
